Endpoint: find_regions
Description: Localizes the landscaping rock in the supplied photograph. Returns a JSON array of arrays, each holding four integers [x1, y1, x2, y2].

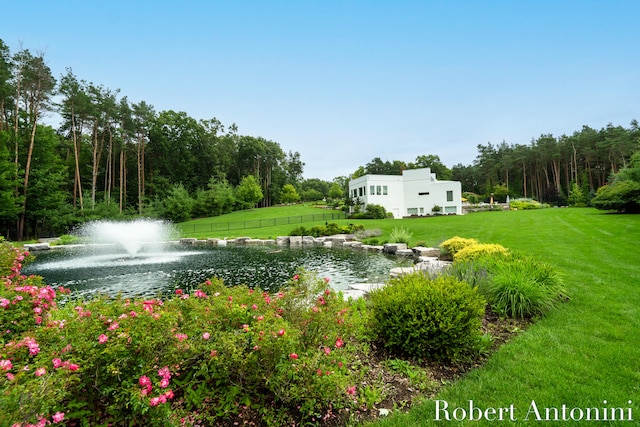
[[389, 266, 417, 278], [396, 248, 415, 257], [234, 237, 253, 244], [412, 246, 440, 257], [383, 243, 407, 254], [24, 242, 51, 251], [179, 238, 198, 244], [343, 241, 363, 249], [327, 236, 347, 246], [348, 283, 386, 293], [340, 289, 367, 300], [414, 259, 452, 274]]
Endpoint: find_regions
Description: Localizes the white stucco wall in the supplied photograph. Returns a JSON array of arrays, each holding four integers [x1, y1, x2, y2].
[[348, 168, 462, 218]]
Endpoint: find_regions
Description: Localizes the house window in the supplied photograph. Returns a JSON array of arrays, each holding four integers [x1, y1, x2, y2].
[[419, 207, 424, 214], [446, 190, 453, 202], [407, 208, 418, 215], [418, 191, 429, 196], [358, 187, 363, 197], [445, 206, 457, 213], [383, 186, 388, 195], [370, 185, 375, 195], [376, 185, 381, 195]]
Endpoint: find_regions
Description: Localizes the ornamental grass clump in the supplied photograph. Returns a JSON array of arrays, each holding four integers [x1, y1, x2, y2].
[[0, 238, 372, 427], [369, 274, 486, 362], [449, 250, 568, 319], [389, 226, 413, 244], [481, 256, 568, 318]]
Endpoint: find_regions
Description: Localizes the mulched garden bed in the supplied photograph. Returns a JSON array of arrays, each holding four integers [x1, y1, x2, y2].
[[218, 307, 530, 427]]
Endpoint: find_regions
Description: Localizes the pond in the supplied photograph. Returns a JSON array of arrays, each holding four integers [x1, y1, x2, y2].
[[23, 243, 413, 299]]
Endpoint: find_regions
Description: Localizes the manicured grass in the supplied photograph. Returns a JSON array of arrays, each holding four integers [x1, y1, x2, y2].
[[178, 207, 640, 425], [177, 204, 352, 239], [367, 209, 640, 426]]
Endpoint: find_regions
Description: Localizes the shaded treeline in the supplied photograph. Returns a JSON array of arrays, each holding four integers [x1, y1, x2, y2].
[[0, 40, 303, 239], [455, 123, 640, 203]]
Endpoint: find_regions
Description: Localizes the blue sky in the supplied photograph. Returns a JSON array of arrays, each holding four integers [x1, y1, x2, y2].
[[3, 0, 639, 180]]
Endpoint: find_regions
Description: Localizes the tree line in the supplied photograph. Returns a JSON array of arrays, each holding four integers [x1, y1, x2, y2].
[[2, 38, 638, 240], [0, 40, 313, 240], [349, 124, 640, 207]]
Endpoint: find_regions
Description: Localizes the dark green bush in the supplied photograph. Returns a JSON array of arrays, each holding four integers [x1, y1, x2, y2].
[[324, 222, 342, 235], [592, 180, 640, 213], [349, 204, 388, 219], [369, 274, 485, 361], [289, 223, 364, 237]]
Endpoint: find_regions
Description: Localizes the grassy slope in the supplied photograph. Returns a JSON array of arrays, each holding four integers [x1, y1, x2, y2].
[[369, 209, 640, 426], [178, 204, 352, 239], [179, 206, 640, 425]]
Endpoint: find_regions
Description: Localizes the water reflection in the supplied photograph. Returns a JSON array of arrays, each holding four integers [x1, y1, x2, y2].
[[23, 244, 412, 298]]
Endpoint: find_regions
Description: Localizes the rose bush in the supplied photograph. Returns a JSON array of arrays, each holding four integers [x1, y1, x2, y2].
[[0, 240, 372, 426]]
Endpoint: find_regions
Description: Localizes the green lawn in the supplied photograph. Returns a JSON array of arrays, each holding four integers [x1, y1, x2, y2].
[[366, 209, 640, 426], [178, 206, 640, 426], [177, 204, 350, 238]]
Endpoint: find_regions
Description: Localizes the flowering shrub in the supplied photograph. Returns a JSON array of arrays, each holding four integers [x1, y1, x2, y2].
[[439, 236, 479, 258], [0, 240, 372, 426], [454, 243, 509, 262], [369, 274, 486, 361]]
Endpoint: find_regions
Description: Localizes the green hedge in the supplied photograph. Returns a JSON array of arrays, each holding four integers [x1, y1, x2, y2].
[[369, 274, 485, 361]]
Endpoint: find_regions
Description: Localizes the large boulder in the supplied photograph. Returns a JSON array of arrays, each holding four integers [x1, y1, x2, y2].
[[383, 243, 407, 255]]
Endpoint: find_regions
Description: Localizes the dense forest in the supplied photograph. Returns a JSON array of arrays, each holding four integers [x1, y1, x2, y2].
[[353, 122, 640, 206], [1, 39, 638, 239]]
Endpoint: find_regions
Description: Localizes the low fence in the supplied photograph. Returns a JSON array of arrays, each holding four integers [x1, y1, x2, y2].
[[180, 212, 347, 235]]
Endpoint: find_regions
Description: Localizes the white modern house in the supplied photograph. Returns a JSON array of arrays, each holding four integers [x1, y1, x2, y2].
[[348, 168, 463, 218]]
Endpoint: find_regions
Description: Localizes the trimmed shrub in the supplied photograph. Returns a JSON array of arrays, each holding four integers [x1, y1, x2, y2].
[[509, 199, 549, 210], [439, 236, 479, 257], [369, 274, 485, 361], [288, 223, 364, 237], [349, 204, 388, 219], [454, 243, 509, 262]]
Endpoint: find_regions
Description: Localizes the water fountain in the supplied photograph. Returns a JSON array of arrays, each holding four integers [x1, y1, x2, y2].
[[78, 219, 178, 256], [23, 219, 413, 298]]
